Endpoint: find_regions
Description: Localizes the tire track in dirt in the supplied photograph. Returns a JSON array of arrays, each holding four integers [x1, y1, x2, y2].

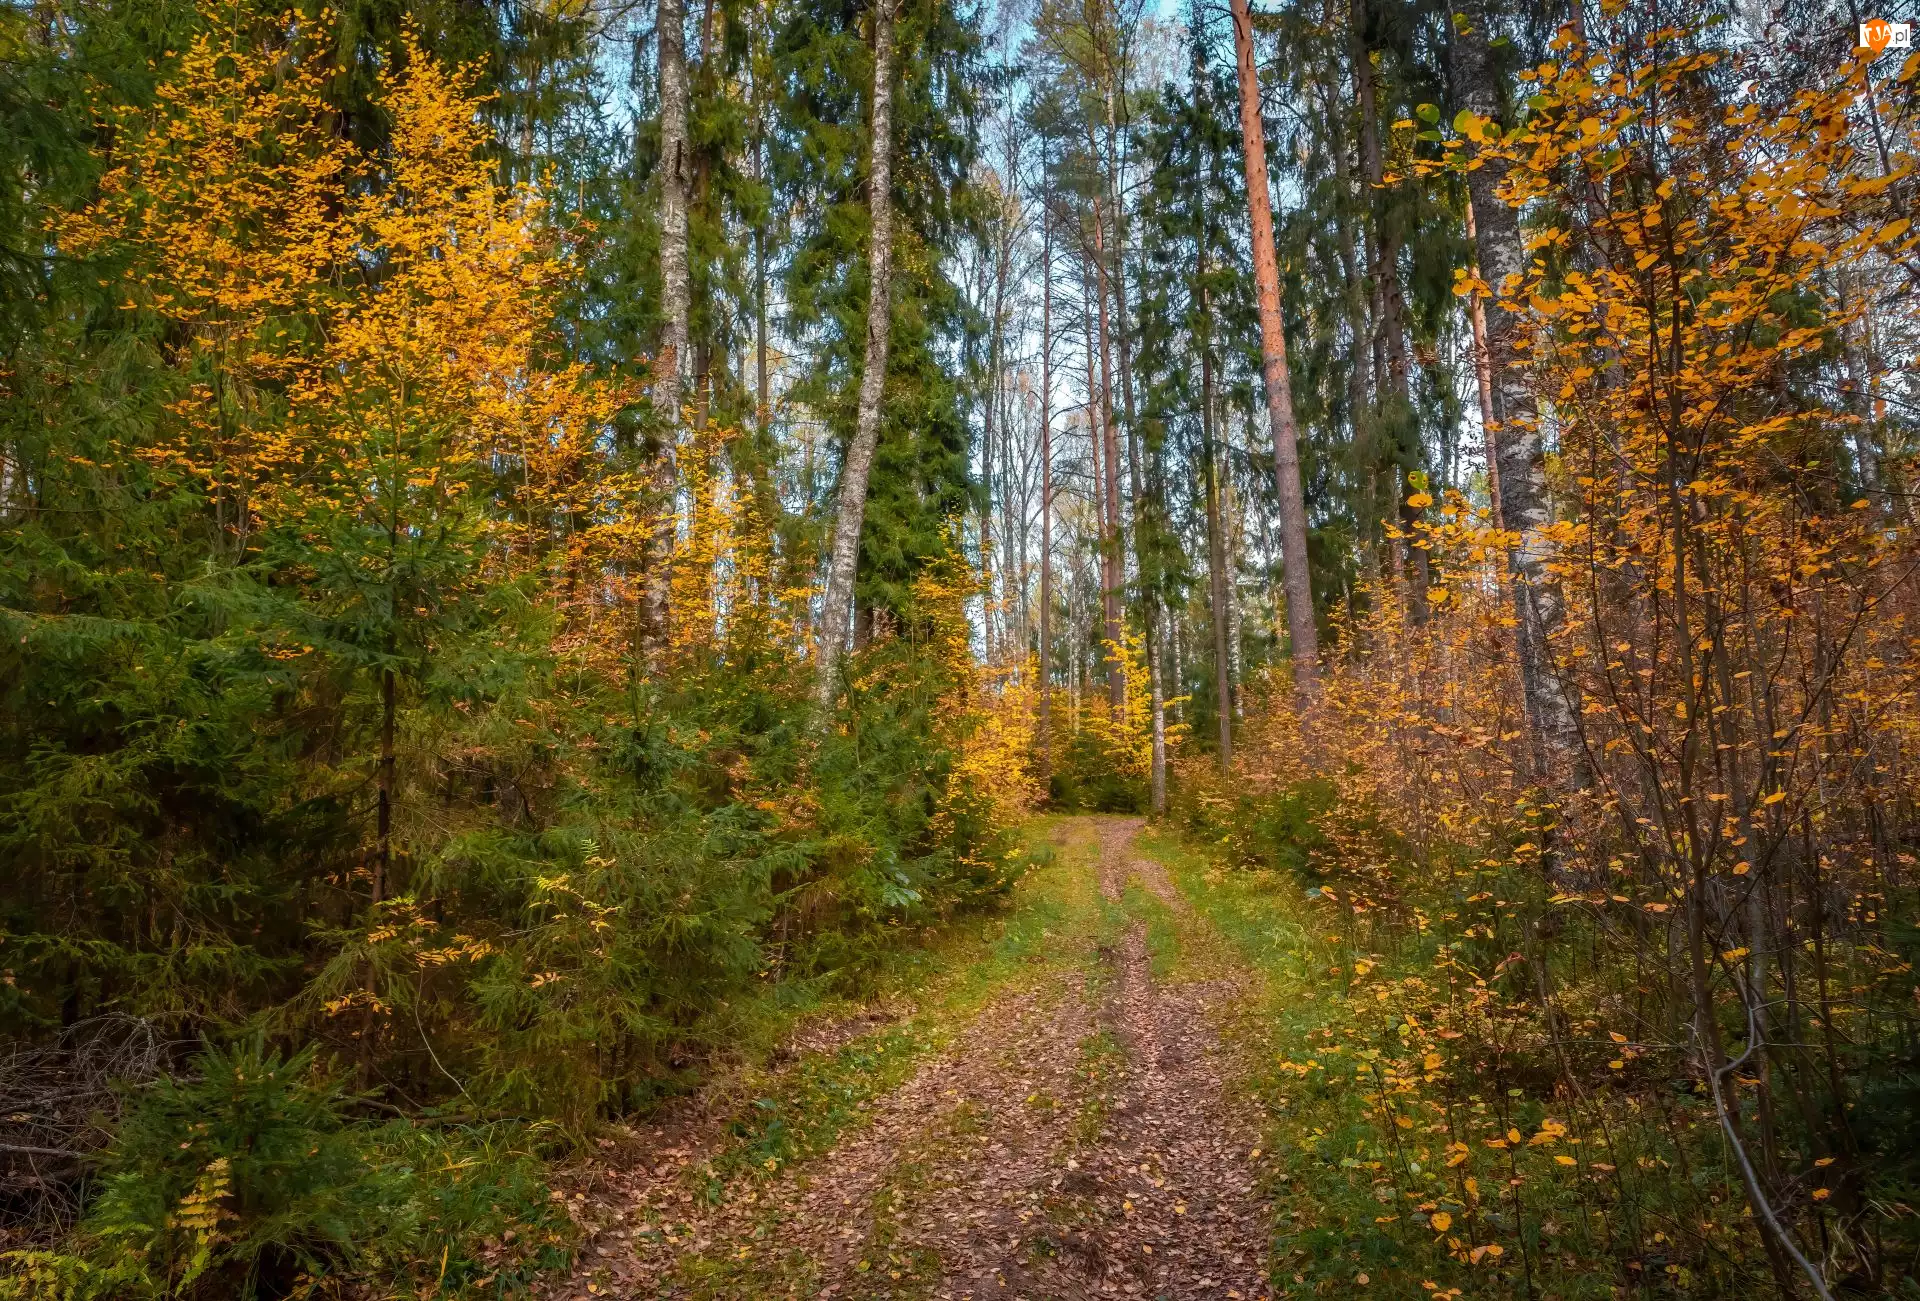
[[825, 981, 1100, 1296], [1015, 817, 1271, 1300], [557, 981, 1100, 1298], [547, 817, 1272, 1299]]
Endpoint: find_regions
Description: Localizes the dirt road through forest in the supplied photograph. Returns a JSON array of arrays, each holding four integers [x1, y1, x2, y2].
[[550, 817, 1273, 1300]]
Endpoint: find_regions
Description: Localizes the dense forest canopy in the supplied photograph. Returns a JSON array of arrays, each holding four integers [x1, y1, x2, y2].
[[2, 0, 1918, 1293]]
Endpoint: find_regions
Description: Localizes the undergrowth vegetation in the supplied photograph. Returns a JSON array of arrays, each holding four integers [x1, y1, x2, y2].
[[552, 817, 1114, 1296], [3, 1042, 572, 1299], [1156, 826, 1813, 1298], [1045, 635, 1162, 814], [0, 16, 1042, 1295], [1166, 22, 1920, 1298]]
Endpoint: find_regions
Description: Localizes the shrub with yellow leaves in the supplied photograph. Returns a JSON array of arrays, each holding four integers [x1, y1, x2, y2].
[[1183, 16, 1920, 1299]]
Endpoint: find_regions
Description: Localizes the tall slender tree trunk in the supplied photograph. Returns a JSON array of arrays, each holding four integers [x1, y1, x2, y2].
[[689, 0, 722, 430], [1005, 392, 1024, 653], [1200, 284, 1233, 769], [1007, 403, 1026, 660], [375, 663, 395, 905], [1088, 192, 1126, 715], [1038, 193, 1055, 784], [1351, 0, 1428, 617], [1349, 7, 1392, 572], [981, 376, 996, 659], [1451, 0, 1579, 776], [1146, 613, 1166, 812], [1083, 267, 1102, 621], [1228, 0, 1318, 689], [1097, 142, 1164, 810], [1321, 67, 1374, 533], [814, 0, 897, 711], [1099, 62, 1166, 813], [1159, 610, 1175, 725], [756, 249, 769, 438], [639, 0, 694, 666], [1190, 27, 1234, 768], [1221, 448, 1245, 708], [1348, 25, 1390, 551], [1464, 197, 1503, 531], [982, 216, 1010, 658], [692, 340, 713, 431], [656, 0, 691, 422], [754, 112, 770, 442]]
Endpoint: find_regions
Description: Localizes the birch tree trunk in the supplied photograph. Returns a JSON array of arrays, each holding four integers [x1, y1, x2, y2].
[[656, 0, 691, 422], [1450, 0, 1580, 777], [1088, 191, 1126, 715], [1464, 197, 1504, 531], [638, 0, 693, 666], [814, 0, 897, 711], [1228, 0, 1319, 689]]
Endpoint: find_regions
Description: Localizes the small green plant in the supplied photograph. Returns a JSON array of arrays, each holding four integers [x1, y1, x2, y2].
[[81, 1040, 371, 1296]]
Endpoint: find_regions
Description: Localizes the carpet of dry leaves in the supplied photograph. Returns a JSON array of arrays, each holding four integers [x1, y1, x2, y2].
[[546, 817, 1273, 1299]]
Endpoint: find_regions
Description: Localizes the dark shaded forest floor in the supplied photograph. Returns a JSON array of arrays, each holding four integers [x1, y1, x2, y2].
[[543, 817, 1277, 1300]]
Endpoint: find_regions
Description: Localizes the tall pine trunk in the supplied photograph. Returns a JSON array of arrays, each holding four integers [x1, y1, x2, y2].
[[1201, 288, 1233, 769], [1191, 25, 1234, 768], [1038, 191, 1054, 784], [1229, 0, 1318, 689], [982, 208, 1010, 659], [814, 0, 897, 710], [1351, 0, 1429, 617], [1321, 67, 1374, 537], [1101, 90, 1166, 813]]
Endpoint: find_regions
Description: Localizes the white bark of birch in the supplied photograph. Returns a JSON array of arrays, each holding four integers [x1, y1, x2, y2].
[[639, 0, 693, 666], [1451, 0, 1580, 777], [814, 0, 898, 711]]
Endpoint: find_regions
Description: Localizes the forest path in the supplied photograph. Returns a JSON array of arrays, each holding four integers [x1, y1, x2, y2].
[[549, 816, 1274, 1300]]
